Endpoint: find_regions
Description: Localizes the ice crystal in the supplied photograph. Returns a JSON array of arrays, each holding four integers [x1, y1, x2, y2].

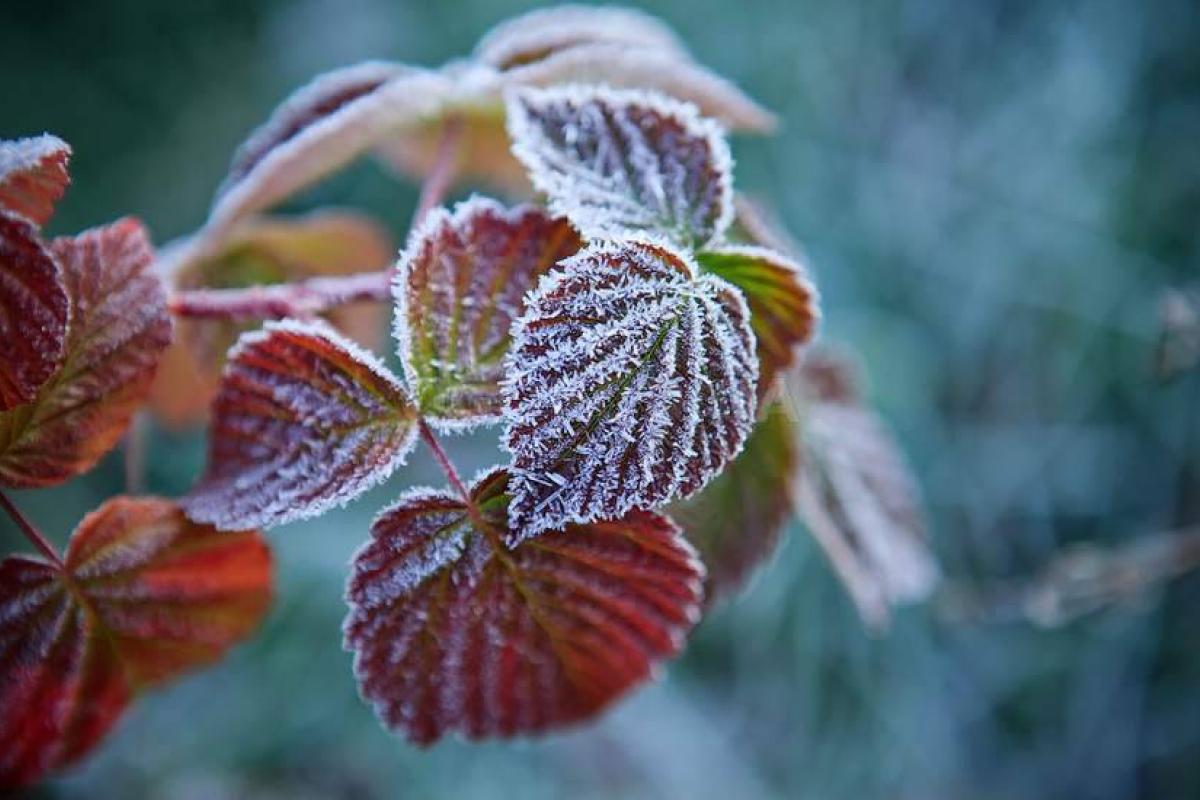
[[507, 84, 735, 250], [503, 239, 758, 542]]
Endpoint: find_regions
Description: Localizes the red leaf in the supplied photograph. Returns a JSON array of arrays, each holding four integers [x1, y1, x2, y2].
[[0, 212, 68, 410], [397, 198, 581, 428], [344, 468, 703, 745], [504, 240, 758, 541], [670, 401, 798, 602], [697, 245, 820, 400], [184, 320, 419, 530], [507, 85, 734, 250], [209, 62, 448, 235], [0, 497, 271, 789], [0, 218, 172, 487], [0, 135, 71, 227]]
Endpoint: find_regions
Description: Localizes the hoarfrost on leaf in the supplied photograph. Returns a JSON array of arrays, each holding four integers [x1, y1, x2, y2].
[[0, 497, 270, 790], [474, 5, 689, 70], [0, 135, 71, 227], [506, 84, 735, 250], [344, 467, 703, 745], [503, 240, 758, 542], [0, 212, 68, 411], [184, 320, 419, 530], [786, 349, 940, 631], [696, 244, 820, 401], [669, 401, 798, 604], [395, 197, 581, 429], [0, 218, 171, 488]]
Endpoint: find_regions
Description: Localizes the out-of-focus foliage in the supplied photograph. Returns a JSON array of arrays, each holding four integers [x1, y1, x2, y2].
[[1, 0, 1197, 798]]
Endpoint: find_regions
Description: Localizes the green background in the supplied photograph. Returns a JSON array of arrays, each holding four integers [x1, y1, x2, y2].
[[2, 0, 1198, 797]]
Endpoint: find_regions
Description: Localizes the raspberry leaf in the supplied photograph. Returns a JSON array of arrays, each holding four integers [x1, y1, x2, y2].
[[396, 198, 581, 429], [507, 85, 734, 249], [184, 320, 418, 530], [697, 245, 819, 400], [0, 218, 171, 488], [344, 467, 702, 745], [0, 212, 68, 410], [0, 135, 71, 227], [0, 497, 270, 789], [669, 401, 798, 603], [504, 240, 758, 542], [789, 350, 940, 630]]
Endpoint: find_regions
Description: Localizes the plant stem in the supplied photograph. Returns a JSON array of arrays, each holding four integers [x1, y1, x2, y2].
[[412, 115, 464, 228], [418, 419, 471, 502], [169, 271, 391, 322], [0, 489, 63, 568]]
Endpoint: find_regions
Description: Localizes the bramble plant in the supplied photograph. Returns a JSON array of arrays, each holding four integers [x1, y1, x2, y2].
[[0, 6, 937, 788]]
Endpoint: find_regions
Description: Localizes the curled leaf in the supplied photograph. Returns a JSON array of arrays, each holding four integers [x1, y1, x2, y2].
[[788, 350, 939, 630], [397, 197, 581, 428], [0, 218, 171, 488], [0, 212, 68, 410], [669, 402, 798, 603], [504, 240, 758, 542], [152, 210, 394, 428], [697, 245, 819, 400], [344, 468, 702, 745], [474, 5, 688, 70], [184, 320, 418, 530], [507, 85, 734, 249], [0, 135, 71, 227], [208, 62, 451, 236], [0, 496, 270, 789]]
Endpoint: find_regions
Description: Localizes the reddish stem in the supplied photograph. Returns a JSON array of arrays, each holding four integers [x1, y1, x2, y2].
[[418, 419, 471, 502], [0, 489, 63, 568], [412, 114, 464, 228], [170, 270, 391, 322]]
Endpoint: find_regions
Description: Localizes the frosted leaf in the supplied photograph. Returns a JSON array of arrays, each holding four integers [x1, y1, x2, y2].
[[0, 497, 270, 789], [396, 197, 581, 429], [207, 62, 452, 236], [669, 401, 798, 604], [184, 320, 419, 530], [0, 219, 171, 488], [503, 44, 776, 134], [344, 467, 703, 745], [474, 5, 688, 70], [0, 135, 71, 227], [697, 245, 820, 401], [786, 349, 940, 631], [507, 85, 734, 250], [0, 212, 68, 410], [503, 240, 758, 542], [153, 209, 394, 428]]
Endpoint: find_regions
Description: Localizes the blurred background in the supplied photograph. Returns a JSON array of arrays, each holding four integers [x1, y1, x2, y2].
[[2, 0, 1198, 797]]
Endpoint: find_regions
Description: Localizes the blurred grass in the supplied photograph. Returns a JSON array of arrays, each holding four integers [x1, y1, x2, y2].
[[2, 0, 1198, 798]]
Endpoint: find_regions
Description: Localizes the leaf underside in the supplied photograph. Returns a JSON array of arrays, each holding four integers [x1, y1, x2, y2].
[[184, 320, 418, 530], [697, 245, 819, 400], [669, 401, 798, 603], [0, 212, 68, 411], [344, 468, 702, 745], [0, 497, 270, 789], [0, 218, 171, 488], [0, 135, 71, 227], [789, 350, 939, 629], [397, 197, 581, 428], [507, 84, 734, 250], [504, 240, 758, 542]]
